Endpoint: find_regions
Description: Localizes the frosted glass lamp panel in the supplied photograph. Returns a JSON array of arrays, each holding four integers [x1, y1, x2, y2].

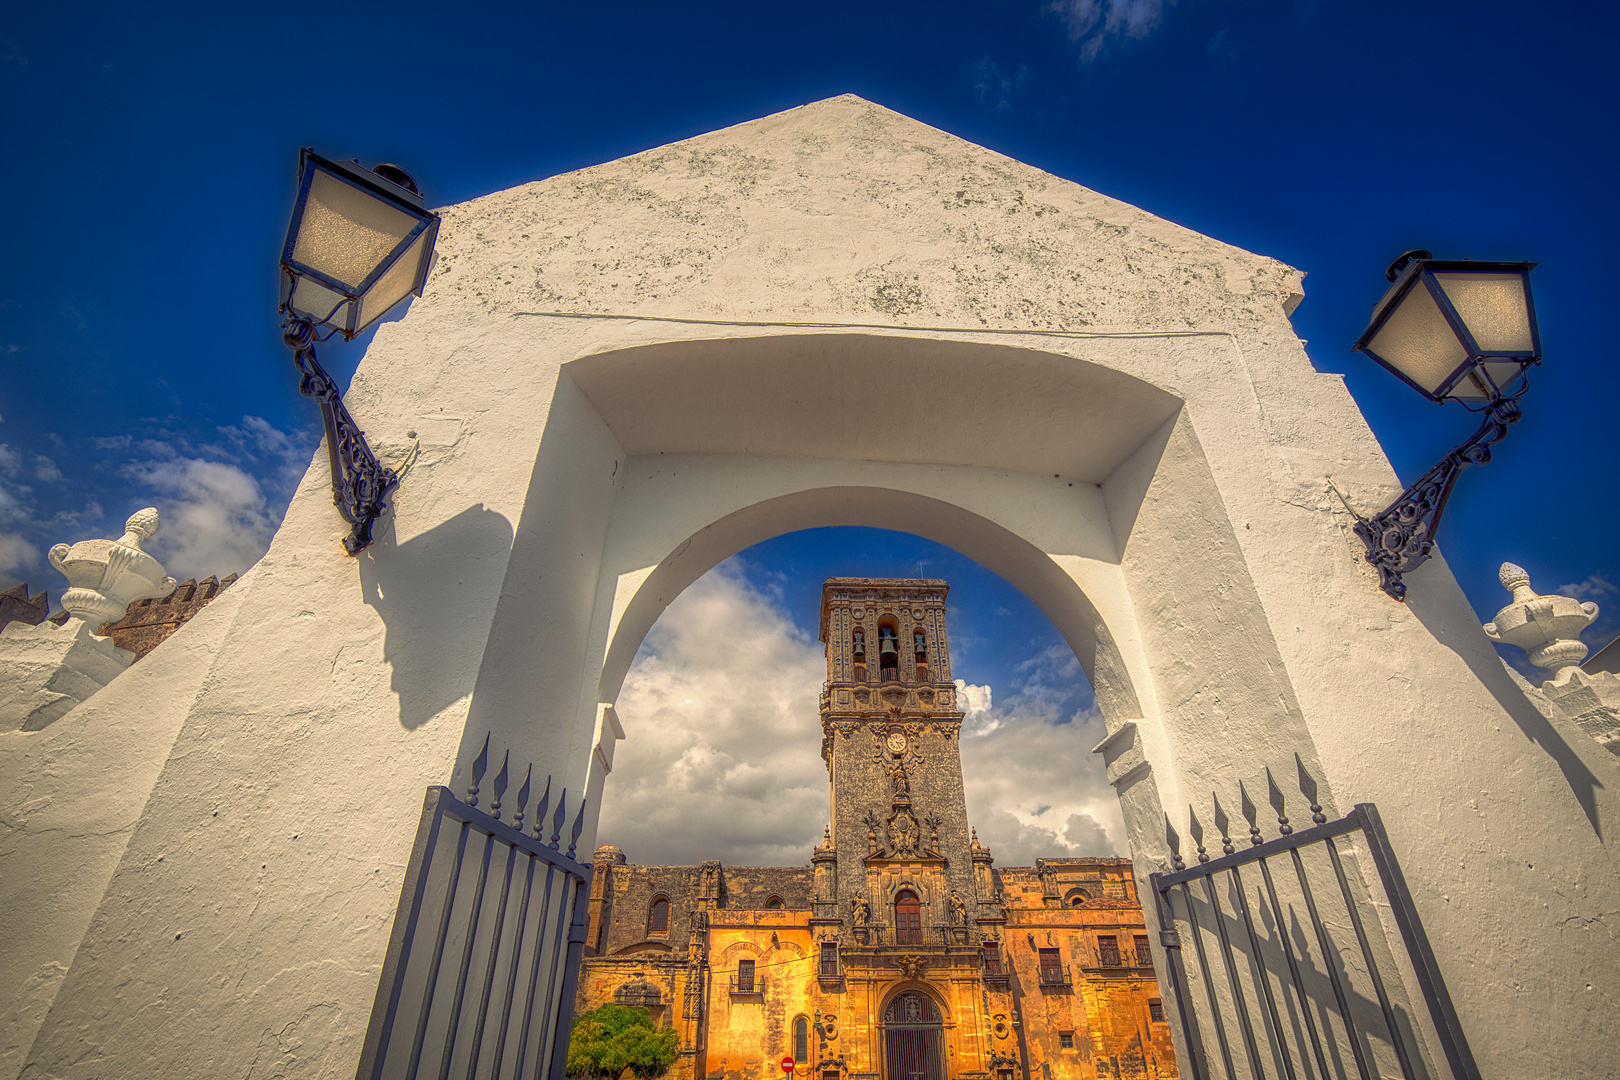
[[287, 275, 351, 327], [1433, 273, 1534, 354], [1366, 281, 1470, 395], [292, 170, 419, 291], [357, 230, 428, 332]]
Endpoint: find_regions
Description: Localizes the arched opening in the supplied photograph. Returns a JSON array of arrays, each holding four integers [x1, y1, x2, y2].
[[882, 990, 944, 1080], [646, 896, 669, 936], [487, 332, 1302, 1080], [596, 527, 1122, 869], [793, 1015, 810, 1064]]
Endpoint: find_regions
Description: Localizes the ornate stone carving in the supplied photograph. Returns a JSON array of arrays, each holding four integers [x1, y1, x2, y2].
[[861, 811, 883, 856], [1483, 562, 1600, 684], [886, 807, 919, 855], [2, 508, 177, 732], [895, 954, 928, 980], [48, 508, 177, 627], [948, 889, 967, 926]]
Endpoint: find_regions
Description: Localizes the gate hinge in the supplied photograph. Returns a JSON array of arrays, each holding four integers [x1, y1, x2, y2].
[[1159, 928, 1182, 949]]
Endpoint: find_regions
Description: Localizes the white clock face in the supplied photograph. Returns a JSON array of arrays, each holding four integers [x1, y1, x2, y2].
[[886, 732, 907, 754]]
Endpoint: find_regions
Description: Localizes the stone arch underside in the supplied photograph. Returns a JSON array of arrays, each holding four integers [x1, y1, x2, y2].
[[562, 331, 1191, 727], [596, 485, 1144, 721]]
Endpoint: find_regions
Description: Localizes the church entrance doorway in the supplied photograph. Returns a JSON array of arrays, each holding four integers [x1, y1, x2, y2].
[[883, 991, 944, 1080]]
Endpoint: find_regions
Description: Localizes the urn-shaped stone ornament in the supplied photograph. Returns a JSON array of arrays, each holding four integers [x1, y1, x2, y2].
[[47, 508, 178, 628], [1482, 562, 1599, 684]]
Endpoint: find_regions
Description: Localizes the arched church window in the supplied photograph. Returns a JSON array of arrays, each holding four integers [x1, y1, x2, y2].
[[1067, 889, 1090, 908], [895, 889, 922, 945], [794, 1016, 809, 1063], [878, 625, 899, 682], [766, 896, 785, 910], [647, 897, 669, 935]]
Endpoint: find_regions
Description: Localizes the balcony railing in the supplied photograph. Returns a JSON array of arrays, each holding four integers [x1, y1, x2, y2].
[[1134, 948, 1154, 969], [1037, 964, 1072, 988], [729, 974, 765, 996], [848, 925, 973, 948]]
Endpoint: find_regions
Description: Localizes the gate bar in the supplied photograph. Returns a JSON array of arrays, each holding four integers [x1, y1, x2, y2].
[[1322, 835, 1416, 1080], [1288, 845, 1372, 1080], [1255, 856, 1330, 1080], [1149, 875, 1210, 1080], [1352, 804, 1482, 1080]]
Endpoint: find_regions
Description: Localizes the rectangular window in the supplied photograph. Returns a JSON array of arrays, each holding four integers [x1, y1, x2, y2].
[[1058, 1033, 1074, 1050], [826, 1072, 841, 1080], [1097, 935, 1121, 967], [1148, 998, 1165, 1024], [820, 941, 839, 977], [737, 959, 755, 993], [1134, 934, 1152, 967], [1037, 947, 1064, 984], [982, 943, 1004, 976]]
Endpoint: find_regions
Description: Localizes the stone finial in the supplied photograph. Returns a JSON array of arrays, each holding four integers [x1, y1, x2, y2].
[[47, 508, 177, 629], [118, 508, 161, 550], [1483, 562, 1600, 685]]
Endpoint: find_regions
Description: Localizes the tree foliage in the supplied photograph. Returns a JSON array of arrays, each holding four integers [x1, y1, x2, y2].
[[566, 1004, 681, 1080]]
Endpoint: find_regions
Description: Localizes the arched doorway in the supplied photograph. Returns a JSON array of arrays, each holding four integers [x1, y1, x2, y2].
[[883, 991, 943, 1080]]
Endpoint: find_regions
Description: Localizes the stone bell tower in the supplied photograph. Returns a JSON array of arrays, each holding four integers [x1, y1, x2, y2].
[[817, 579, 977, 930]]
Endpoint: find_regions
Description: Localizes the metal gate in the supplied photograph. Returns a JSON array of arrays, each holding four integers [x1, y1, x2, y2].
[[357, 741, 592, 1080], [1149, 770, 1478, 1080]]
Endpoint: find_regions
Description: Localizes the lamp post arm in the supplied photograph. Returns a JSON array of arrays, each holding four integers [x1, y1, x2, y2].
[[1352, 397, 1521, 601], [282, 318, 399, 556]]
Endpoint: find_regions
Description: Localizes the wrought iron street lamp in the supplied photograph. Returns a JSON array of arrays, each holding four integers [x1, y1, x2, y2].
[[1350, 250, 1540, 601], [278, 148, 441, 554]]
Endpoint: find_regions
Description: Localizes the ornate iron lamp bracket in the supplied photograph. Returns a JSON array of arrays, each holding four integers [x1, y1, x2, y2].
[[282, 316, 398, 555], [1351, 396, 1520, 601]]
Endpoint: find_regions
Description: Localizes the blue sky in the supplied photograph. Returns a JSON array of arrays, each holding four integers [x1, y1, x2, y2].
[[2, 3, 1617, 857]]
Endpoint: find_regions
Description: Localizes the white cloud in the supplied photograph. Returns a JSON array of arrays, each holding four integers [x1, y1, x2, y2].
[[1558, 574, 1617, 600], [599, 565, 1122, 870], [960, 703, 1123, 865], [1048, 0, 1175, 62], [0, 530, 40, 577], [125, 456, 280, 580], [598, 562, 828, 866]]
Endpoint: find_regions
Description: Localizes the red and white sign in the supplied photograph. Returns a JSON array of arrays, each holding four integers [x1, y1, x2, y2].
[[780, 1057, 795, 1075]]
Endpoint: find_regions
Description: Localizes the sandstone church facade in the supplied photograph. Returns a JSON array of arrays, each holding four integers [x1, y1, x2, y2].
[[576, 579, 1176, 1080]]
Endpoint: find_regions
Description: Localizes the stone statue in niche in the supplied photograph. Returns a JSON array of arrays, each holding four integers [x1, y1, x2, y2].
[[885, 759, 910, 800], [948, 889, 967, 926], [851, 894, 870, 929]]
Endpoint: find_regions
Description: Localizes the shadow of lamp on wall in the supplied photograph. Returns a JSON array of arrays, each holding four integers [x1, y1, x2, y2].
[[278, 149, 441, 555], [1344, 250, 1540, 601]]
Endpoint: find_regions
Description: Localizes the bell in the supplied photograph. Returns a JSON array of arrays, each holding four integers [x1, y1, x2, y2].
[[880, 638, 898, 656]]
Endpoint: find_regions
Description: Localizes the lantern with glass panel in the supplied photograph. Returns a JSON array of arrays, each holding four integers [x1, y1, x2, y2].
[[1347, 251, 1541, 600]]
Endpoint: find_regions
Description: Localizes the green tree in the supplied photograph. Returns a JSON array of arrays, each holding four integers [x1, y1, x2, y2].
[[565, 1004, 681, 1080]]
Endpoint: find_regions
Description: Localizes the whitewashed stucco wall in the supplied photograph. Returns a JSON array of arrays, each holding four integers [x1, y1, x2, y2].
[[4, 97, 1616, 1079]]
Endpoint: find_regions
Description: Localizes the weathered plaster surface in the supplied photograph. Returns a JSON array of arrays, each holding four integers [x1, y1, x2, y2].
[[6, 96, 1617, 1078]]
